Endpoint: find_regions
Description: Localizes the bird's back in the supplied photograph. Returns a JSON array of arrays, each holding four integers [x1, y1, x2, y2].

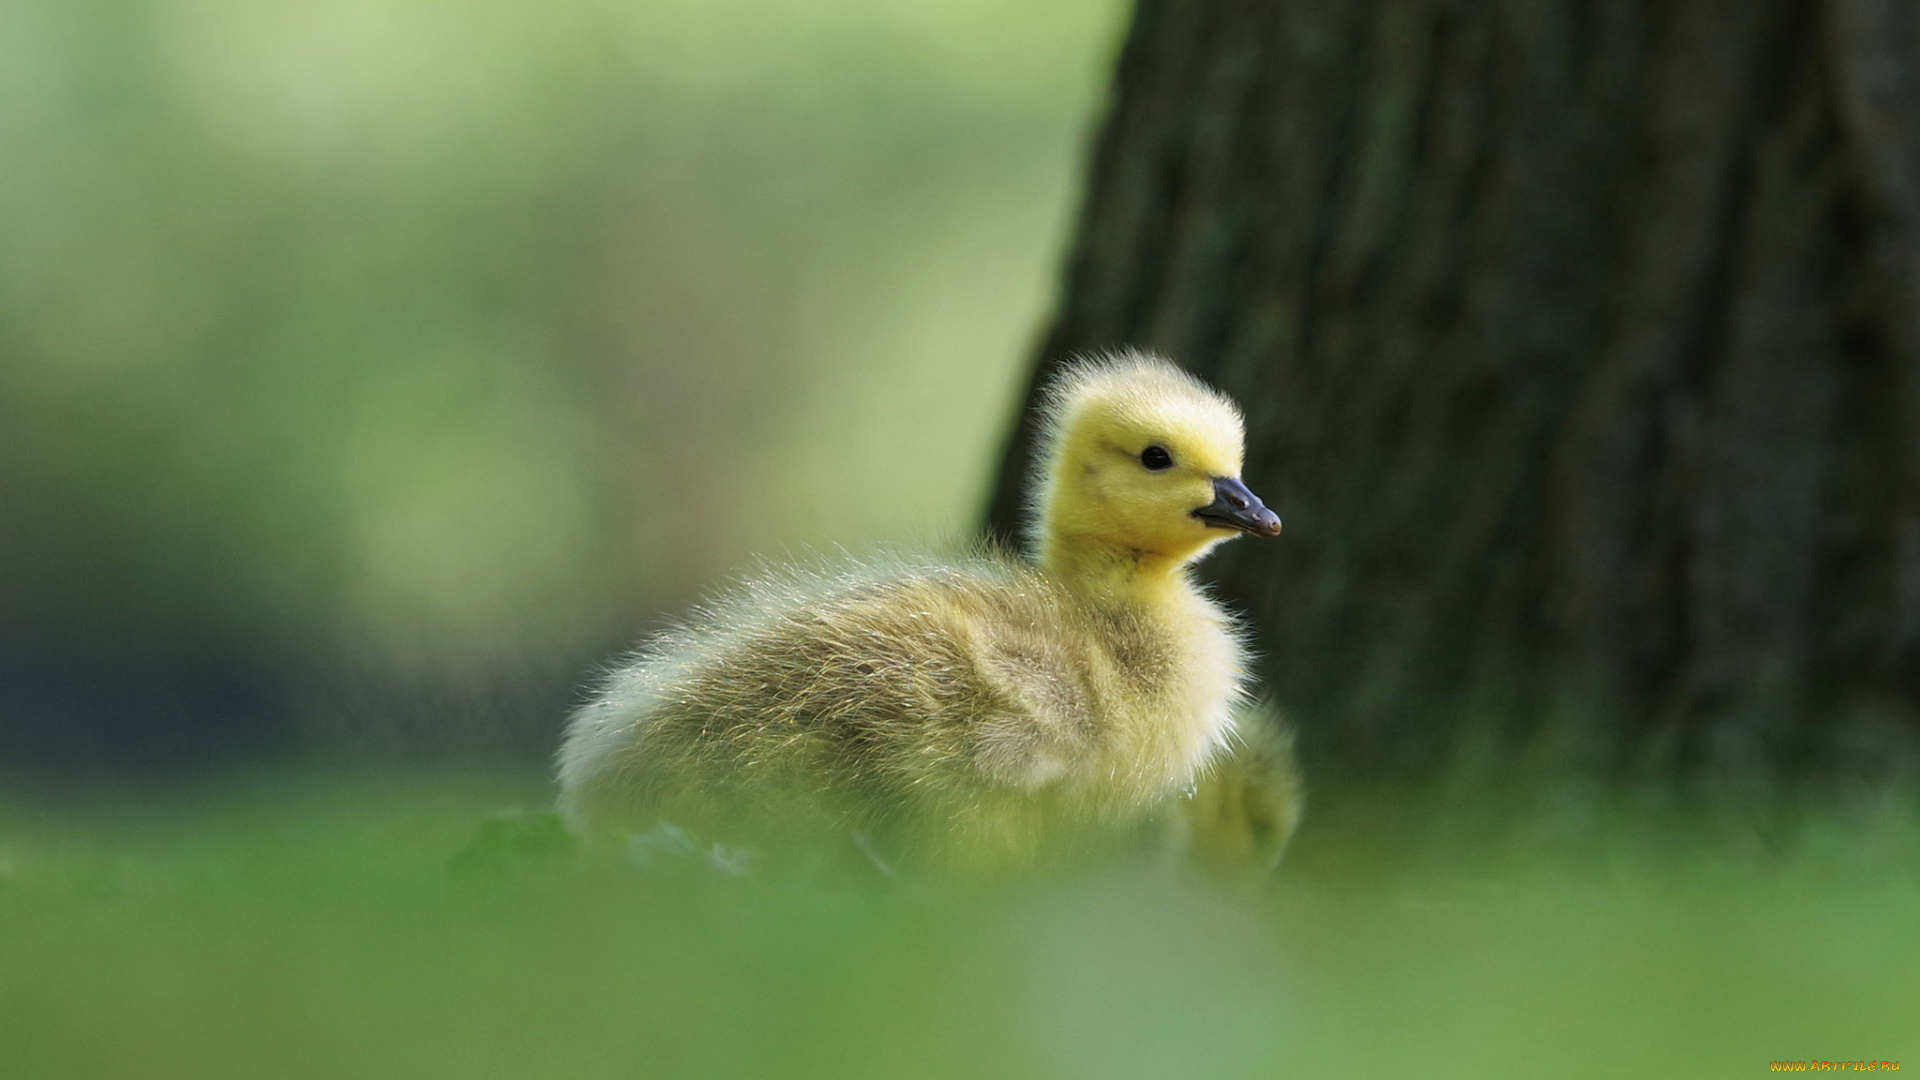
[[565, 558, 1060, 851], [557, 551, 1239, 868]]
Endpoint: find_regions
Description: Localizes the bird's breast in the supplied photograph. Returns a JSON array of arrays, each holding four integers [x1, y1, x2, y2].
[[1080, 590, 1245, 802]]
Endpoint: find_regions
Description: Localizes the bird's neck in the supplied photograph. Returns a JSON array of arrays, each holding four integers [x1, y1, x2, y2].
[[1039, 535, 1195, 610]]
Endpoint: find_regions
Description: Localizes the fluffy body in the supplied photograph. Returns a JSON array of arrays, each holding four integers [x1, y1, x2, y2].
[[558, 351, 1279, 870], [1158, 700, 1305, 885]]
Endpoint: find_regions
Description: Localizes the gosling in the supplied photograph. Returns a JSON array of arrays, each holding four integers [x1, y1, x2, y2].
[[557, 350, 1283, 871]]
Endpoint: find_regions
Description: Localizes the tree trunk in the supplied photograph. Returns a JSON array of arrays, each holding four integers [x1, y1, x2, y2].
[[988, 0, 1920, 778]]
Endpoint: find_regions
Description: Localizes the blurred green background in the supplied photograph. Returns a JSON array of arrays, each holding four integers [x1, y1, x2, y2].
[[1, 0, 1121, 771]]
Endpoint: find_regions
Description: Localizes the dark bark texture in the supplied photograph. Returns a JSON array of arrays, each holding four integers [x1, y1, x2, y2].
[[988, 0, 1920, 777]]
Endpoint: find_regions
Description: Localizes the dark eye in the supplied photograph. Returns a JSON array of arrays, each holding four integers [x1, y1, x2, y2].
[[1140, 445, 1173, 471]]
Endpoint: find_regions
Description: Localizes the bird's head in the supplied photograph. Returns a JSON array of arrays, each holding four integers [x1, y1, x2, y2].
[[1029, 351, 1281, 574]]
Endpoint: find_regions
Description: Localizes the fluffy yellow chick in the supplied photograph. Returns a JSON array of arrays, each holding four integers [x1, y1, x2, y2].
[[557, 350, 1284, 871]]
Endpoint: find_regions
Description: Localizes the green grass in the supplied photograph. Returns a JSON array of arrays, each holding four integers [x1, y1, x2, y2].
[[3, 770, 1915, 1079]]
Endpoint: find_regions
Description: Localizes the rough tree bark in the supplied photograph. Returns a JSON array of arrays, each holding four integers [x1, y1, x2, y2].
[[988, 0, 1920, 778]]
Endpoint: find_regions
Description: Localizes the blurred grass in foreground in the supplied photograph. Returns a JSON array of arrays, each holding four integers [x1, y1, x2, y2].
[[3, 773, 1914, 1079]]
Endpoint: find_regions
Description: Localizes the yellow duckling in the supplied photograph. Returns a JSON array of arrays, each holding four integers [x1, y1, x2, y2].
[[557, 350, 1284, 871]]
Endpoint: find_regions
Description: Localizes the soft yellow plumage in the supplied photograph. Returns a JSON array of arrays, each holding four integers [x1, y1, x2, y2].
[[1157, 699, 1305, 885], [557, 350, 1293, 872]]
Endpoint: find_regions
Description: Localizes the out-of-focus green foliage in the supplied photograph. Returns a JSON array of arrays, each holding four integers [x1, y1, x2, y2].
[[2, 775, 1914, 1078], [0, 0, 1118, 717]]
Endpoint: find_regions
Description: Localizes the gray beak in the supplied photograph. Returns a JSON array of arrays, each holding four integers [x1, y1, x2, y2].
[[1192, 476, 1282, 537]]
